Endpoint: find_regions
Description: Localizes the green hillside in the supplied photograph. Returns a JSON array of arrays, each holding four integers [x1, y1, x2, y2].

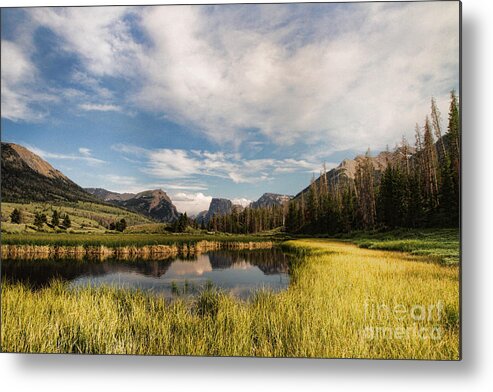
[[1, 201, 153, 234]]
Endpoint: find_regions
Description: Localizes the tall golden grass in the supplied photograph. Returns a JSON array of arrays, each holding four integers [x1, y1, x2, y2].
[[1, 240, 459, 359]]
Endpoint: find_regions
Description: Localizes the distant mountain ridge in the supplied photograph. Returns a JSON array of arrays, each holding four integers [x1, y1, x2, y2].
[[294, 147, 416, 200], [1, 142, 98, 203], [250, 193, 292, 209], [85, 188, 135, 202], [86, 188, 179, 223]]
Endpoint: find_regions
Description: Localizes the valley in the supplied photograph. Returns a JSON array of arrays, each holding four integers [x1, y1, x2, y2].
[[0, 94, 460, 359]]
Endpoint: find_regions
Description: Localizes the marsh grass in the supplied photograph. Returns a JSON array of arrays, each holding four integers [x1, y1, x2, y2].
[[333, 228, 460, 265], [2, 232, 275, 248], [1, 240, 459, 359]]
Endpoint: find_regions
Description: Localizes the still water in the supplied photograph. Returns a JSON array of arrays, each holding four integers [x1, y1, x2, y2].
[[2, 248, 291, 300]]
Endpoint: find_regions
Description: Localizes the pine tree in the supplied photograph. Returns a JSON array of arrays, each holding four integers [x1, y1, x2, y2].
[[63, 214, 71, 228], [51, 210, 60, 227], [10, 208, 21, 224], [377, 163, 405, 228], [438, 156, 458, 226], [115, 218, 127, 232], [431, 97, 447, 159], [355, 149, 376, 229], [446, 89, 460, 210], [447, 89, 460, 164], [307, 174, 319, 227], [422, 116, 439, 211], [34, 212, 47, 230]]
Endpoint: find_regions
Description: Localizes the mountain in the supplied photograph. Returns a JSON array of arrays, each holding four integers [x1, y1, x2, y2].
[[195, 210, 208, 224], [232, 204, 245, 213], [1, 142, 98, 203], [250, 193, 292, 209], [294, 147, 415, 200], [85, 188, 134, 202], [86, 188, 179, 223], [203, 198, 233, 223], [118, 189, 179, 223]]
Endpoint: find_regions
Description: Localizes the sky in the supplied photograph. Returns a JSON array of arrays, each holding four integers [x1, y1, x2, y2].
[[1, 2, 460, 215]]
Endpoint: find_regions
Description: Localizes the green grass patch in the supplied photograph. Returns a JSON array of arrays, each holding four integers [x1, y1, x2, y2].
[[331, 228, 460, 265], [1, 201, 153, 234]]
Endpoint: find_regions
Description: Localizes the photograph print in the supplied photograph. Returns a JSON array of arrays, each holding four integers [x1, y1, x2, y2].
[[0, 1, 461, 359]]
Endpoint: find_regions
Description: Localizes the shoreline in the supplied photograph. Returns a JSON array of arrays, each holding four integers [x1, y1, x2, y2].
[[1, 240, 275, 260]]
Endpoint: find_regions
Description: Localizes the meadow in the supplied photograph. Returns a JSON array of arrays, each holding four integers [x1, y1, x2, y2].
[[335, 228, 460, 265], [1, 201, 153, 234], [1, 239, 459, 359]]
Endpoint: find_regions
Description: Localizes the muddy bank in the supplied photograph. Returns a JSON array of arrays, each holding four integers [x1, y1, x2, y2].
[[1, 240, 274, 261]]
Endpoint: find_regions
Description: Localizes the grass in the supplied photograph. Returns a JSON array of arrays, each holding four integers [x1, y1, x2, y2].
[[332, 228, 460, 265], [1, 232, 278, 247], [1, 201, 153, 234], [1, 239, 459, 359]]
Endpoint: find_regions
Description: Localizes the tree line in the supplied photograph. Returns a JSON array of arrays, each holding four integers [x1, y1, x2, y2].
[[286, 90, 460, 234], [10, 208, 72, 230], [205, 205, 287, 234], [205, 90, 460, 235]]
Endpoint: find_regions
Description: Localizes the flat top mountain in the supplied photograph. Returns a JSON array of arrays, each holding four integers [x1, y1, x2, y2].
[[1, 142, 97, 203], [201, 198, 233, 223]]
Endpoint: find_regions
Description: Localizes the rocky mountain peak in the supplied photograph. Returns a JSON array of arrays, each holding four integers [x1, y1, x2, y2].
[[250, 193, 292, 209], [86, 187, 179, 222], [4, 142, 69, 181], [203, 198, 233, 223], [1, 142, 96, 203]]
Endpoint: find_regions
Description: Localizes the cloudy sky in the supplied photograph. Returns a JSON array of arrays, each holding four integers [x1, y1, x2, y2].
[[1, 2, 459, 215]]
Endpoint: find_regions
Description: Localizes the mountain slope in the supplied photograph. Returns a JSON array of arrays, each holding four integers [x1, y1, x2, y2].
[[85, 188, 135, 202], [250, 193, 292, 209], [203, 198, 233, 223], [86, 188, 180, 223], [294, 147, 414, 200], [1, 142, 97, 203]]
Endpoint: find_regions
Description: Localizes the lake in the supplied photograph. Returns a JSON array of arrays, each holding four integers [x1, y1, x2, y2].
[[1, 248, 291, 300]]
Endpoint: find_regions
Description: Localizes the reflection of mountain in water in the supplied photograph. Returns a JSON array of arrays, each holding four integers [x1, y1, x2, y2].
[[2, 248, 290, 290], [207, 248, 290, 274], [2, 258, 175, 289]]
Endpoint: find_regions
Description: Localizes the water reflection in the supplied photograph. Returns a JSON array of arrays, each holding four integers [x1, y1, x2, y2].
[[2, 248, 291, 300]]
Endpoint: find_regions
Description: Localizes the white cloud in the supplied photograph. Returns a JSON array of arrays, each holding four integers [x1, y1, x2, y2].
[[94, 172, 208, 195], [29, 7, 141, 77], [146, 149, 202, 179], [0, 40, 55, 122], [114, 143, 322, 184], [71, 71, 113, 99], [171, 192, 212, 216], [3, 3, 459, 155], [232, 198, 252, 207], [26, 145, 106, 166], [79, 103, 122, 112], [78, 147, 92, 157], [1, 8, 137, 121], [274, 159, 335, 174], [130, 3, 459, 151]]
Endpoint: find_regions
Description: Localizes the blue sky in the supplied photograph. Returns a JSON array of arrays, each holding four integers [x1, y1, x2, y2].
[[1, 3, 459, 214]]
